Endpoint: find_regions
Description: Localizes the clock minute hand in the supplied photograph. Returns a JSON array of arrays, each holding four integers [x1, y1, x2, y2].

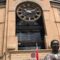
[[30, 9, 35, 12], [24, 9, 32, 13]]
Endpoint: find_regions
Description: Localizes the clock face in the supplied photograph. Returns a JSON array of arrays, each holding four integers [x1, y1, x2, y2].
[[16, 1, 42, 22]]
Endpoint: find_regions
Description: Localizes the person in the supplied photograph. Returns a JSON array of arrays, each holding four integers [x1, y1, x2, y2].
[[44, 40, 60, 60]]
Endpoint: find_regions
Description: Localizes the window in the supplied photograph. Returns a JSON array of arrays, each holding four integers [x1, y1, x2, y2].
[[0, 0, 6, 5], [16, 1, 46, 50]]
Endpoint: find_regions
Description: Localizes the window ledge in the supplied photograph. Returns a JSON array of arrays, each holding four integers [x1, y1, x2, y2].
[[8, 49, 52, 54]]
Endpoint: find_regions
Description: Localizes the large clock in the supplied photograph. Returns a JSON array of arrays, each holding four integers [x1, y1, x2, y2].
[[16, 1, 42, 22]]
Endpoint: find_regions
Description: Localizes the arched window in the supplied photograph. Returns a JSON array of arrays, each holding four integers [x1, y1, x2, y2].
[[16, 1, 46, 50]]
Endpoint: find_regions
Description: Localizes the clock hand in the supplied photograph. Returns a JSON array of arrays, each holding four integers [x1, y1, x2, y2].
[[24, 9, 32, 13], [30, 9, 36, 12]]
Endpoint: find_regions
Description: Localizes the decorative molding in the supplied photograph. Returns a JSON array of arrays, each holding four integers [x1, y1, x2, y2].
[[8, 49, 52, 53]]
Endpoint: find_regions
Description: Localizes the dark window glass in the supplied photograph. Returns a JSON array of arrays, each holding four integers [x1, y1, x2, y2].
[[16, 19, 46, 49], [17, 32, 41, 41], [0, 0, 6, 5]]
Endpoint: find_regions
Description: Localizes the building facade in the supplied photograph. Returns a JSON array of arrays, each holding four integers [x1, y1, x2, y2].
[[0, 0, 60, 60]]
